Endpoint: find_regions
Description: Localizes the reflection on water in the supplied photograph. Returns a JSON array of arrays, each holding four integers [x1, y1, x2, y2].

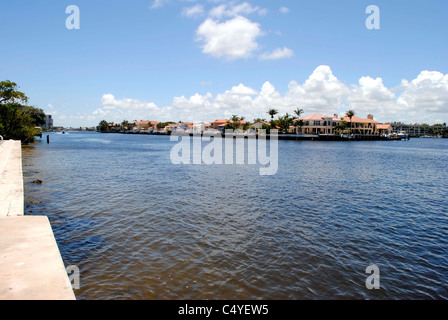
[[22, 132, 448, 300]]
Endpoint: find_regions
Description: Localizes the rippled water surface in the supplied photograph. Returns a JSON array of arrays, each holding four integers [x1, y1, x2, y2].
[[22, 132, 448, 300]]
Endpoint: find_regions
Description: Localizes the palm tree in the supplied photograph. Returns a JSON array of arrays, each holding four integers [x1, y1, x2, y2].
[[278, 113, 294, 133], [230, 115, 239, 122], [227, 115, 244, 130], [295, 119, 304, 134], [293, 108, 304, 118], [122, 120, 129, 132], [293, 108, 304, 134], [345, 109, 356, 134], [267, 108, 278, 120]]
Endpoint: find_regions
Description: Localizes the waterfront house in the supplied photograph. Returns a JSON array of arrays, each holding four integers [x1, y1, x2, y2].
[[295, 114, 340, 135], [251, 121, 271, 130], [377, 123, 393, 136], [192, 122, 212, 132], [295, 113, 379, 135], [340, 114, 378, 135], [211, 119, 247, 131], [211, 120, 228, 131], [165, 123, 179, 132], [108, 122, 125, 133], [135, 120, 159, 132]]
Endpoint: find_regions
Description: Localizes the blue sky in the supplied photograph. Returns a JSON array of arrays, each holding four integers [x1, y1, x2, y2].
[[1, 0, 447, 127]]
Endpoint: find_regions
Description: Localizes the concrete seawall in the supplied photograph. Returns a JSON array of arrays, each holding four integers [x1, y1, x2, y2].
[[0, 140, 24, 216], [0, 140, 76, 300]]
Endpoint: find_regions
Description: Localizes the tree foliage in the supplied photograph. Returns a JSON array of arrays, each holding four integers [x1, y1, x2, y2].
[[278, 113, 294, 133], [345, 109, 356, 133], [98, 120, 109, 132], [293, 108, 304, 118], [0, 80, 45, 143], [225, 115, 247, 131], [267, 108, 278, 120]]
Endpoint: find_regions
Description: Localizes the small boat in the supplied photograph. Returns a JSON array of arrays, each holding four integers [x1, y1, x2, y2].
[[397, 131, 409, 140]]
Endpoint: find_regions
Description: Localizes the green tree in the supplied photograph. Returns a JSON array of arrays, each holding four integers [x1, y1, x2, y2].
[[261, 123, 271, 133], [442, 128, 448, 138], [122, 120, 129, 131], [278, 113, 294, 133], [267, 108, 278, 120], [128, 121, 136, 131], [295, 119, 304, 134], [0, 80, 28, 104], [293, 108, 304, 118], [0, 80, 44, 143], [335, 120, 349, 135], [292, 108, 304, 134], [267, 108, 279, 130], [345, 109, 356, 133], [98, 120, 109, 132], [225, 115, 246, 131]]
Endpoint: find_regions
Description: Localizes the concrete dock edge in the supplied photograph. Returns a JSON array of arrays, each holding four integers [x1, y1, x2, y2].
[[0, 140, 76, 300]]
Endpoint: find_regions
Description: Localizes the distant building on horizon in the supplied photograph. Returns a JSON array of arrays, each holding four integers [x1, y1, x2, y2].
[[44, 114, 53, 129], [389, 122, 446, 137]]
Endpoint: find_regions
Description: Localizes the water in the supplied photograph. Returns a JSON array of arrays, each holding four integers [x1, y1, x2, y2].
[[22, 132, 448, 300]]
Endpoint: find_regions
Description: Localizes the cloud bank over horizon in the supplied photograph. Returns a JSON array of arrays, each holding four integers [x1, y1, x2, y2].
[[53, 65, 448, 127]]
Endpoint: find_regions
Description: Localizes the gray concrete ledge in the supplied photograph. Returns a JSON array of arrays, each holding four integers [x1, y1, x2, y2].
[[0, 140, 76, 300], [0, 216, 76, 300], [0, 140, 24, 217]]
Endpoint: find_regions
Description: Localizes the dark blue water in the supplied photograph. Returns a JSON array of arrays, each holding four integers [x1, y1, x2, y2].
[[22, 132, 448, 300]]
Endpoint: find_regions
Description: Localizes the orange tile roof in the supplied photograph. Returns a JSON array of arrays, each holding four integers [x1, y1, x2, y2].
[[252, 121, 271, 125], [377, 124, 392, 129], [298, 113, 332, 121], [340, 115, 377, 124]]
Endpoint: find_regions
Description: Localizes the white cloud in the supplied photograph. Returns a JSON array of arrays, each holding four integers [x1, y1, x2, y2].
[[285, 65, 350, 115], [346, 76, 396, 120], [209, 2, 267, 19], [395, 71, 448, 123], [229, 83, 259, 96], [172, 93, 213, 110], [178, 1, 291, 62], [100, 94, 159, 111], [398, 71, 448, 113], [91, 94, 167, 123], [260, 47, 294, 60], [279, 7, 290, 14], [196, 16, 262, 60], [149, 0, 170, 9], [182, 4, 204, 18], [58, 67, 448, 127]]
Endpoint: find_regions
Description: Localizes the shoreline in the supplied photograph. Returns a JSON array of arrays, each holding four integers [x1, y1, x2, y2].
[[95, 131, 407, 141], [0, 140, 76, 300]]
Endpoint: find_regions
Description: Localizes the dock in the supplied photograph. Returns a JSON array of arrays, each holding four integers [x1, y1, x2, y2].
[[0, 140, 76, 300]]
